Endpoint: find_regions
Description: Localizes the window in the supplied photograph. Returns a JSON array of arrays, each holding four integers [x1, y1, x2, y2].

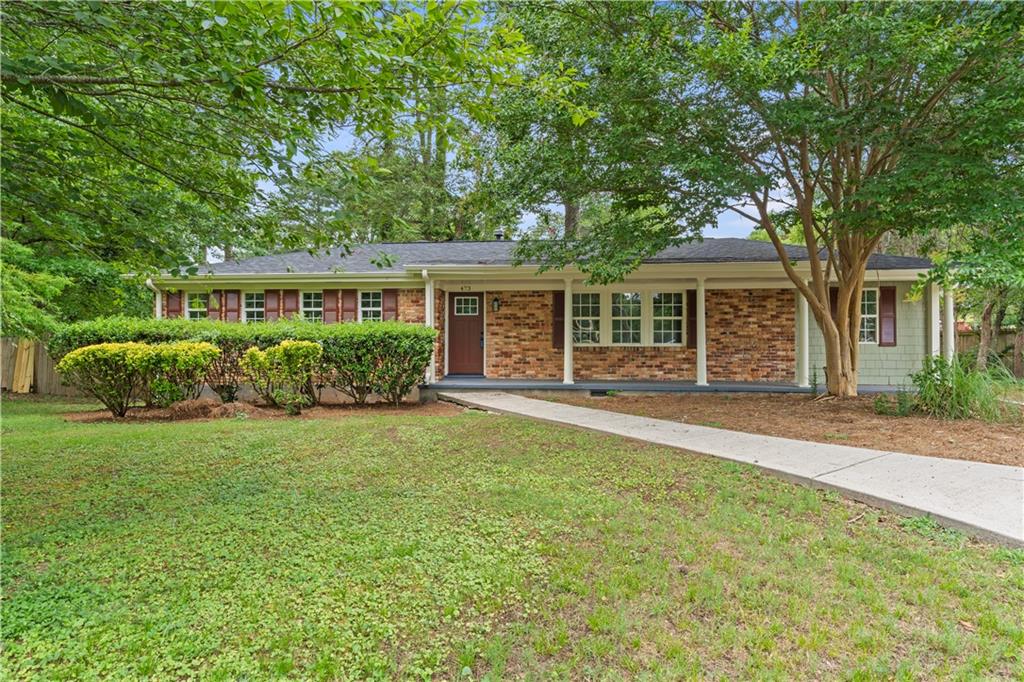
[[860, 289, 878, 343], [454, 296, 479, 316], [187, 293, 208, 320], [611, 292, 641, 344], [301, 291, 323, 322], [572, 293, 601, 344], [652, 292, 684, 344], [360, 291, 383, 321], [243, 293, 265, 323]]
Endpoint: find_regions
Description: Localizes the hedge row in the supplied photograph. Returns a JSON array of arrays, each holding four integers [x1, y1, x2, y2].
[[50, 316, 437, 407]]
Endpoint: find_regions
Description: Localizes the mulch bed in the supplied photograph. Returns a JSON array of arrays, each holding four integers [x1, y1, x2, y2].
[[63, 398, 462, 424], [530, 392, 1024, 468]]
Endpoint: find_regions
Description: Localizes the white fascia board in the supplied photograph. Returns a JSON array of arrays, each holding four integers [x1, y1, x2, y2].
[[153, 272, 422, 290]]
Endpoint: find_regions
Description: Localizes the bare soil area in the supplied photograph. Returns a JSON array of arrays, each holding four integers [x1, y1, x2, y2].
[[63, 397, 462, 424], [530, 392, 1024, 467]]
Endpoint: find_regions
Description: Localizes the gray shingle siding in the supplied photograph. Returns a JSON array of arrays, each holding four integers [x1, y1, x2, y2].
[[806, 281, 926, 386], [190, 238, 932, 276]]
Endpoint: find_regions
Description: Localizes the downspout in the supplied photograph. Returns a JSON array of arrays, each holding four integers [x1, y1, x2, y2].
[[146, 278, 163, 319]]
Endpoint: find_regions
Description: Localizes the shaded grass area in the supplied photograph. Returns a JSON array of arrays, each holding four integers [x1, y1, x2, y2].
[[3, 398, 1022, 679]]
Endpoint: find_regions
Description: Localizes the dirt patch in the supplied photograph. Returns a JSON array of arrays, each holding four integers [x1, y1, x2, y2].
[[528, 392, 1024, 467], [63, 398, 462, 424]]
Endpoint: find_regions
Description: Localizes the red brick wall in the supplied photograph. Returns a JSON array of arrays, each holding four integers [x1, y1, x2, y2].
[[574, 347, 696, 380], [485, 291, 563, 379], [397, 288, 425, 324], [706, 288, 795, 382], [434, 288, 446, 377]]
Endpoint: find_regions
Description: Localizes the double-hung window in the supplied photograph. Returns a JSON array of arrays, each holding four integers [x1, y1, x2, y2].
[[572, 293, 601, 345], [187, 293, 208, 320], [243, 293, 265, 323], [652, 292, 684, 345], [360, 291, 383, 321], [301, 292, 323, 322], [860, 289, 878, 343], [611, 292, 641, 345]]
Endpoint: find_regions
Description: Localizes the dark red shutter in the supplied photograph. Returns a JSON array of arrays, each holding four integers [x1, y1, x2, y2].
[[829, 287, 839, 322], [323, 289, 339, 323], [264, 290, 280, 321], [282, 290, 299, 318], [224, 290, 241, 322], [686, 290, 697, 349], [552, 291, 565, 349], [341, 289, 357, 321], [382, 289, 398, 321], [166, 291, 182, 318], [207, 290, 222, 320], [879, 286, 897, 347]]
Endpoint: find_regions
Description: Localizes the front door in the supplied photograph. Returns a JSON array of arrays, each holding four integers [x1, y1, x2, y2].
[[448, 292, 484, 375]]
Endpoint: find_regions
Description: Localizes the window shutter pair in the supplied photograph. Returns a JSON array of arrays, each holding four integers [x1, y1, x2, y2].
[[552, 291, 565, 349], [686, 290, 697, 349], [340, 289, 398, 321], [829, 286, 896, 346], [224, 290, 241, 322], [264, 290, 280, 321], [323, 289, 340, 323]]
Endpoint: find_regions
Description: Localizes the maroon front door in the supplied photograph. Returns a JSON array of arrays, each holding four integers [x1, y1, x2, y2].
[[448, 292, 484, 375]]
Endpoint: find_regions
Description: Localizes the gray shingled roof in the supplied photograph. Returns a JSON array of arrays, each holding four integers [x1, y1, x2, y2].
[[194, 238, 931, 275]]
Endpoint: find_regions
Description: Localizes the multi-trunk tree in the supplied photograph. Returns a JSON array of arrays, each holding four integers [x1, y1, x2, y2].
[[499, 1, 1024, 396]]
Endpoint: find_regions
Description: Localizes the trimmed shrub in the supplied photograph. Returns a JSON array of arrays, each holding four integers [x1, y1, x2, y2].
[[241, 340, 323, 414], [147, 342, 221, 407], [55, 343, 156, 417], [49, 316, 437, 405]]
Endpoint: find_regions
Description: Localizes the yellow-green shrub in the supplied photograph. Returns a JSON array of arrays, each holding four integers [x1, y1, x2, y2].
[[146, 342, 221, 407], [240, 340, 322, 414], [56, 343, 156, 417]]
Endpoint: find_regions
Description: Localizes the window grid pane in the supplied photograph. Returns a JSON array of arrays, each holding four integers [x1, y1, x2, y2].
[[611, 292, 641, 344], [187, 294, 208, 320], [454, 296, 479, 316], [859, 290, 878, 343], [361, 291, 382, 321], [652, 292, 683, 344], [302, 292, 323, 322], [572, 293, 600, 344], [244, 293, 265, 323]]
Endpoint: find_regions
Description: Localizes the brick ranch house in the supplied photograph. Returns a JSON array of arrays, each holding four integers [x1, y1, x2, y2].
[[151, 238, 957, 389]]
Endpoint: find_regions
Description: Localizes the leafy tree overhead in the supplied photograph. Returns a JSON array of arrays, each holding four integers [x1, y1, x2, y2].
[[0, 1, 545, 336], [500, 1, 1024, 397]]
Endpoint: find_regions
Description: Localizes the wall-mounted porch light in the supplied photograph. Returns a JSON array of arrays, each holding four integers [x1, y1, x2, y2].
[[491, 296, 501, 313]]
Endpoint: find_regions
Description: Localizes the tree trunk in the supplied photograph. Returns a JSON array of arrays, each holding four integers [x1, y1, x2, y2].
[[564, 200, 579, 238], [1013, 325, 1023, 379], [976, 298, 995, 370]]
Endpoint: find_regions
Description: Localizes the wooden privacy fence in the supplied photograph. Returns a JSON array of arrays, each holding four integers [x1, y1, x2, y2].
[[956, 330, 1017, 355], [1, 338, 81, 396]]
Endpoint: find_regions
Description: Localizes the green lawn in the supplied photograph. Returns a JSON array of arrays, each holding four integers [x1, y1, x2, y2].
[[3, 399, 1022, 679]]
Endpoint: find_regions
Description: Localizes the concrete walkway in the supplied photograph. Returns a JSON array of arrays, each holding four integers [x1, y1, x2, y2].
[[440, 391, 1024, 547]]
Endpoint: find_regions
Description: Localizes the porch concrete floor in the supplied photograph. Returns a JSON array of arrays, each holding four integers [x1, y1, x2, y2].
[[438, 391, 1024, 548], [428, 376, 899, 394]]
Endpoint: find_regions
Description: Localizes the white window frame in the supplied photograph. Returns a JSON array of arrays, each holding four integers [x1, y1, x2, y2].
[[859, 288, 879, 344], [572, 292, 602, 345], [359, 290, 383, 321], [610, 292, 642, 346], [243, 292, 265, 323], [301, 291, 324, 322], [652, 291, 685, 346], [453, 295, 480, 316], [186, 293, 209, 321]]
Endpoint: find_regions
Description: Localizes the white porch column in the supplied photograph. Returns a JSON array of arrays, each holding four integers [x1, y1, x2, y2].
[[563, 278, 574, 384], [423, 270, 436, 383], [928, 283, 941, 356], [943, 287, 956, 361], [696, 277, 708, 386], [796, 288, 809, 387]]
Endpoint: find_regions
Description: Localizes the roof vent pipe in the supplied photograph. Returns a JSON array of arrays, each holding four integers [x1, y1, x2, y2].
[[494, 230, 504, 241]]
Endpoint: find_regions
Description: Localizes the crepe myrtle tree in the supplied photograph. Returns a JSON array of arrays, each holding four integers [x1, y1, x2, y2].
[[507, 1, 1024, 397]]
